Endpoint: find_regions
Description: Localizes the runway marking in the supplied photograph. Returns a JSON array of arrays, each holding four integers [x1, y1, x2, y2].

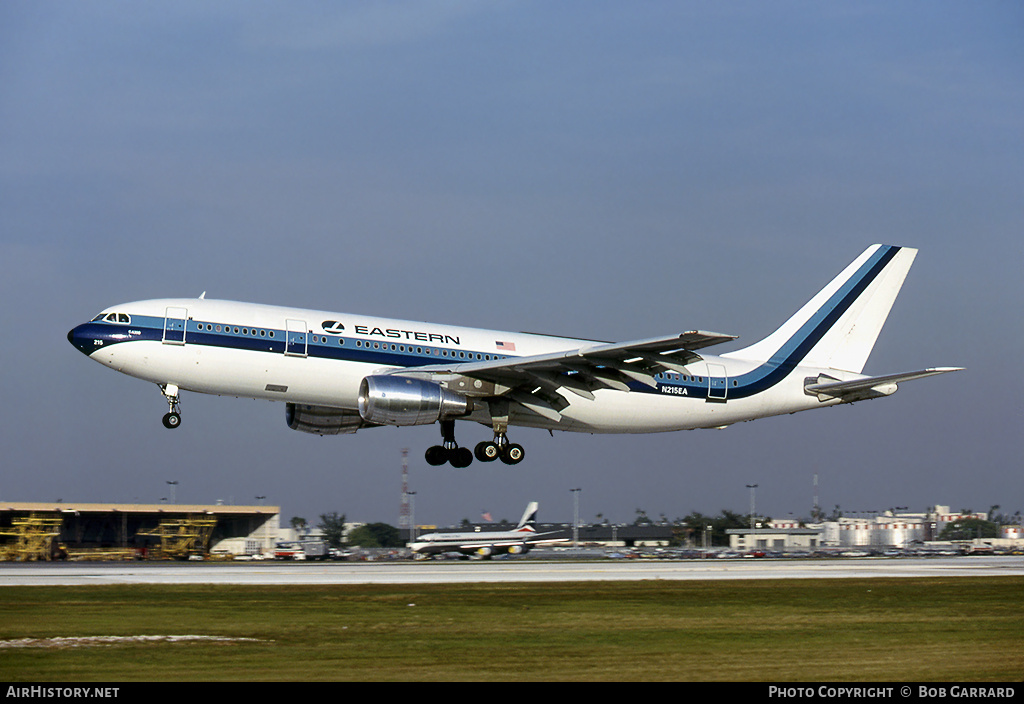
[[1, 556, 1021, 586]]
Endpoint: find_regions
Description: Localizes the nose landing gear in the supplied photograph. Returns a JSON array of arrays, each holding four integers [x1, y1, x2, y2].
[[160, 384, 182, 429]]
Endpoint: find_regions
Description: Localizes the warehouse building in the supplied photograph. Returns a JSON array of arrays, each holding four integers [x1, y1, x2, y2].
[[0, 502, 278, 560]]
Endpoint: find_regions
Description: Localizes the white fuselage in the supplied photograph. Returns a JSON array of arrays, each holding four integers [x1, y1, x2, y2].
[[69, 296, 844, 435]]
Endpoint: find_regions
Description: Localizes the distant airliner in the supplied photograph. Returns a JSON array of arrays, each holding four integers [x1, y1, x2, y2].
[[68, 244, 960, 466], [408, 502, 567, 559]]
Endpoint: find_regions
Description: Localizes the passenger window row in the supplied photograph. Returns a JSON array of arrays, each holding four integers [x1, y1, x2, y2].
[[186, 319, 513, 363], [352, 339, 507, 361], [196, 323, 275, 338]]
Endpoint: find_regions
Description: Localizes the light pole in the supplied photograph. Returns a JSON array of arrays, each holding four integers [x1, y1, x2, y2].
[[570, 488, 581, 548], [166, 481, 178, 504], [408, 491, 417, 543], [746, 483, 758, 551]]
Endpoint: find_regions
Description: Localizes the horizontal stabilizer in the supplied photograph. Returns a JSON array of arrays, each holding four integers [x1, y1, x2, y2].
[[804, 367, 962, 402]]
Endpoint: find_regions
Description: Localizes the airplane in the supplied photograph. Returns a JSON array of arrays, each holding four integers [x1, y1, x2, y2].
[[67, 244, 961, 467], [407, 502, 568, 559]]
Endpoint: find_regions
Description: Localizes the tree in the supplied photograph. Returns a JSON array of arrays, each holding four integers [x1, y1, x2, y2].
[[677, 510, 753, 547], [938, 518, 998, 541], [317, 512, 347, 548], [290, 517, 308, 536], [347, 522, 402, 548]]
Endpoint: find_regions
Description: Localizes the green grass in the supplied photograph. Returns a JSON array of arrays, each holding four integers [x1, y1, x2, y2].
[[1, 577, 1021, 681]]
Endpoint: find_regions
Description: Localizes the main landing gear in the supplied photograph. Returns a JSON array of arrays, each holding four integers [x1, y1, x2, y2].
[[473, 436, 524, 465], [160, 384, 182, 429], [425, 420, 525, 467]]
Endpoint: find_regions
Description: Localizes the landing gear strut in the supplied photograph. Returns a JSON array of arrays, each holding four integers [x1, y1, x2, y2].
[[475, 398, 525, 465], [160, 384, 181, 429]]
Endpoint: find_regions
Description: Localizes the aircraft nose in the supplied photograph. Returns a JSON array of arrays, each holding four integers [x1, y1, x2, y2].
[[68, 324, 94, 356]]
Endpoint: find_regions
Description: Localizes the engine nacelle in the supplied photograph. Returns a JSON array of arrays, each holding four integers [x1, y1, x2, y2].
[[358, 375, 472, 426], [286, 403, 373, 435]]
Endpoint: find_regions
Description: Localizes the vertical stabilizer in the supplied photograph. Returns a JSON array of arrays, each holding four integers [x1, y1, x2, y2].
[[727, 245, 917, 373], [516, 502, 539, 531]]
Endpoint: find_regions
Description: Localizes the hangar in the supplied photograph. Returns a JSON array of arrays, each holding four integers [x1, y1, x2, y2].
[[0, 502, 279, 561]]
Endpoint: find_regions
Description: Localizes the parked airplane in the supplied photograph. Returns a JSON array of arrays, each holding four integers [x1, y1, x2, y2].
[[408, 502, 567, 559], [68, 244, 960, 467]]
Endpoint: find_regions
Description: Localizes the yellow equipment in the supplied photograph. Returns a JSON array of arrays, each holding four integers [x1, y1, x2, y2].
[[136, 515, 217, 559], [0, 513, 64, 561]]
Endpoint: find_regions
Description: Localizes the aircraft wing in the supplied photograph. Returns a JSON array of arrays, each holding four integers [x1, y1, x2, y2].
[[390, 330, 737, 421], [804, 367, 963, 402]]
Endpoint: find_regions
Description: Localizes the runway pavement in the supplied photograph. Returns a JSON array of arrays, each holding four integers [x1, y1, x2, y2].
[[2, 555, 1022, 586]]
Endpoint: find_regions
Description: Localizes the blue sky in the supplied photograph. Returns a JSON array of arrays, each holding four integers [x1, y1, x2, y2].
[[2, 2, 1021, 527]]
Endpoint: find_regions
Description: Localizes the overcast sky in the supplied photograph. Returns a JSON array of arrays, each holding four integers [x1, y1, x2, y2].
[[2, 1, 1021, 528]]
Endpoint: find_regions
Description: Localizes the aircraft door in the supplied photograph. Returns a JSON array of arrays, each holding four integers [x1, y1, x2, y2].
[[163, 307, 188, 345], [706, 362, 728, 402], [285, 319, 308, 357]]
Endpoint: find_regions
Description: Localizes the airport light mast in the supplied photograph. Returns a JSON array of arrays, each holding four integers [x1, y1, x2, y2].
[[398, 448, 411, 536], [407, 491, 416, 543], [570, 487, 581, 548], [746, 484, 758, 550]]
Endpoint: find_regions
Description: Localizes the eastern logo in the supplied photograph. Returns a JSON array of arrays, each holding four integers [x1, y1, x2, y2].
[[321, 321, 345, 334]]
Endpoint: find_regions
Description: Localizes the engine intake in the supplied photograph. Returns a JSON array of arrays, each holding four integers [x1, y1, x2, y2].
[[358, 376, 471, 426]]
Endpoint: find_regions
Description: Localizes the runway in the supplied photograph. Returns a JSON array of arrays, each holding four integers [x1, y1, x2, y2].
[[2, 555, 1022, 586]]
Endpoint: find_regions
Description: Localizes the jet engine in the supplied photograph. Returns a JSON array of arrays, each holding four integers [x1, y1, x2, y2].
[[358, 375, 472, 426]]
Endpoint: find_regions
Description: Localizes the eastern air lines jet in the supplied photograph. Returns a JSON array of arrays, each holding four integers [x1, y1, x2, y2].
[[68, 244, 960, 467]]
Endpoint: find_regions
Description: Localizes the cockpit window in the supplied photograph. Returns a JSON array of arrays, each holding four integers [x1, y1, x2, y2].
[[95, 312, 131, 324]]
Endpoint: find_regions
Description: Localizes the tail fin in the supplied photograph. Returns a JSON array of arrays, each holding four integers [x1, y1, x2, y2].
[[515, 502, 539, 532], [728, 245, 916, 373]]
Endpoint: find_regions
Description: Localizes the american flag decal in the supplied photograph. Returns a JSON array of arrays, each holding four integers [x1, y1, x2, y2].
[[496, 341, 516, 351]]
